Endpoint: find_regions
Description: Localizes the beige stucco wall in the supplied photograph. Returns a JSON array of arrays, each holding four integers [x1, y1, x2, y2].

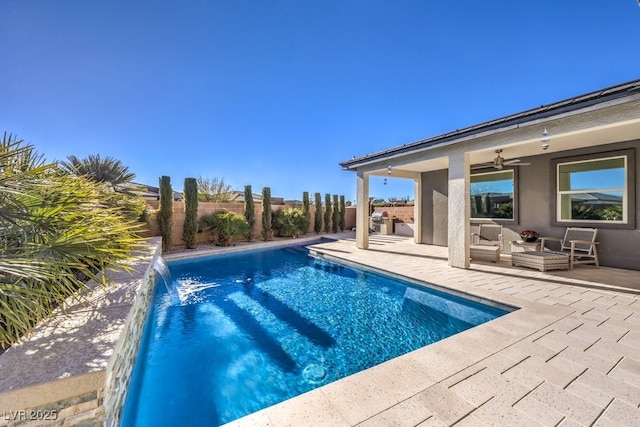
[[418, 139, 640, 270], [509, 139, 639, 270], [420, 170, 449, 246]]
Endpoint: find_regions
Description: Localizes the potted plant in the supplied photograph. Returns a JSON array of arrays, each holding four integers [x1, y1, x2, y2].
[[520, 229, 540, 243]]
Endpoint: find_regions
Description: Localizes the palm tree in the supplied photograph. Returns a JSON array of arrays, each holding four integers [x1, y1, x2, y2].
[[0, 133, 144, 347], [60, 154, 136, 192], [60, 153, 146, 221]]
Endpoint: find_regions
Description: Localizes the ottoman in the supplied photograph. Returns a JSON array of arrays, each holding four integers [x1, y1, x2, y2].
[[511, 251, 570, 272], [470, 245, 501, 263]]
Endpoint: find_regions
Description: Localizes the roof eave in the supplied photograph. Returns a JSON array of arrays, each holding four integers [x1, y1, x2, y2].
[[340, 79, 640, 170]]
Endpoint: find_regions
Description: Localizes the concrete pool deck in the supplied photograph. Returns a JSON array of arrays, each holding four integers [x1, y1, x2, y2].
[[1, 233, 639, 425], [226, 234, 640, 426]]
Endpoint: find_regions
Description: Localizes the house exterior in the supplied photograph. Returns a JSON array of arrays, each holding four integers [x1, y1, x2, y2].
[[126, 182, 183, 201], [340, 79, 640, 271], [229, 191, 286, 205]]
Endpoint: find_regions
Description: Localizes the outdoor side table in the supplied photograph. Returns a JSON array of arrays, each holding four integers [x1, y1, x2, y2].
[[510, 240, 541, 253], [511, 251, 569, 272]]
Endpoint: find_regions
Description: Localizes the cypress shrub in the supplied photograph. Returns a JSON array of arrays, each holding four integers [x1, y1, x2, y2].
[[339, 195, 346, 231], [261, 187, 273, 241], [332, 194, 339, 233], [302, 191, 310, 234], [313, 192, 322, 233], [323, 193, 331, 233], [182, 177, 198, 249], [158, 175, 173, 252], [244, 185, 255, 241]]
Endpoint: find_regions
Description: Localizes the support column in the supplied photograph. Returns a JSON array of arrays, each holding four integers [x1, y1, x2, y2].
[[413, 174, 422, 244], [356, 170, 369, 249], [447, 152, 470, 268]]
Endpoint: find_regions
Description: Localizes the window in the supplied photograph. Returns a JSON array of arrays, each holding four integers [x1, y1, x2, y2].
[[557, 155, 627, 223], [470, 170, 514, 220]]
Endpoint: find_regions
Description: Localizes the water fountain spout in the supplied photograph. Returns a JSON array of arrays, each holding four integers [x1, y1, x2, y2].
[[153, 257, 179, 304]]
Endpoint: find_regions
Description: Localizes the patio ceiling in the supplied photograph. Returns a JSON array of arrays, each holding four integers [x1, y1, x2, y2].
[[364, 116, 640, 177]]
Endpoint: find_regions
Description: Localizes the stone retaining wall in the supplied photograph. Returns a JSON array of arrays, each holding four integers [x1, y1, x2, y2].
[[0, 238, 162, 427], [0, 372, 105, 426], [103, 242, 161, 427]]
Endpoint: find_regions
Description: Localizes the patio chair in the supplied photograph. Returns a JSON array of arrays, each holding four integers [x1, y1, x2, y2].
[[472, 224, 503, 248], [540, 227, 599, 270], [470, 224, 502, 263]]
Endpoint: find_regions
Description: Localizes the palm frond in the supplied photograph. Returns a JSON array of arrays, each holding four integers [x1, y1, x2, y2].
[[0, 135, 148, 346]]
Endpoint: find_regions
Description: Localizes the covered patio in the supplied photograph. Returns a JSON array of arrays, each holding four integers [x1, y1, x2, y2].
[[341, 79, 640, 271]]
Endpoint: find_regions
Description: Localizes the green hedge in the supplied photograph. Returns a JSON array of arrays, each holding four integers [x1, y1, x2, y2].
[[314, 192, 322, 233], [158, 175, 173, 251], [182, 177, 198, 249], [244, 185, 255, 241], [262, 187, 273, 241]]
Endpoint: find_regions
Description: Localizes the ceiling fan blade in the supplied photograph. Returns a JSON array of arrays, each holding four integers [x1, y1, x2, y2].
[[503, 159, 521, 165], [513, 162, 531, 166], [471, 163, 494, 170]]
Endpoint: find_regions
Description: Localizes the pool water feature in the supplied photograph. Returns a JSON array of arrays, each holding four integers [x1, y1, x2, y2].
[[121, 245, 509, 426]]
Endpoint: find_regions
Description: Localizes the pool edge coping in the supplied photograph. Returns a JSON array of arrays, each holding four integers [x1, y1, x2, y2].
[[220, 240, 578, 426]]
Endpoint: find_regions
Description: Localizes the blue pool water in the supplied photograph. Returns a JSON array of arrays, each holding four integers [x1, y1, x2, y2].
[[121, 245, 509, 426]]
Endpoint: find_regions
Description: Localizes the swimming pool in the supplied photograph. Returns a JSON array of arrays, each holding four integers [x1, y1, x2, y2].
[[121, 244, 508, 426]]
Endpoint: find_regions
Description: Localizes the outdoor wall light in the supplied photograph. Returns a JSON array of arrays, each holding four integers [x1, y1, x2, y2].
[[541, 128, 550, 150], [387, 165, 392, 175]]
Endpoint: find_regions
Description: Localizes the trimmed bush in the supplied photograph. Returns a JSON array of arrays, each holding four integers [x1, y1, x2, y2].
[[199, 210, 249, 246], [324, 193, 331, 233], [332, 194, 339, 233], [339, 195, 346, 231], [313, 192, 322, 233], [261, 187, 273, 241], [182, 177, 198, 249], [158, 175, 173, 251], [272, 207, 308, 238], [244, 185, 255, 241], [302, 191, 310, 234]]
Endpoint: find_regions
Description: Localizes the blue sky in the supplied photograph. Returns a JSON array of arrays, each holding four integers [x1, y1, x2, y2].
[[2, 1, 639, 202]]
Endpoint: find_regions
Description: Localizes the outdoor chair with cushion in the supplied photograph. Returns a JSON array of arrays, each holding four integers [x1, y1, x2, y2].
[[472, 224, 503, 248], [540, 227, 599, 270], [470, 224, 502, 263]]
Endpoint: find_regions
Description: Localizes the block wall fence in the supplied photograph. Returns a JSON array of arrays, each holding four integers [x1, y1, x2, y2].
[[372, 206, 415, 224], [146, 201, 357, 246]]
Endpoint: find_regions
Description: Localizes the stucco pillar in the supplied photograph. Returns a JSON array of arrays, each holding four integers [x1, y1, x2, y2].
[[356, 170, 369, 249], [413, 175, 422, 244], [447, 152, 470, 268]]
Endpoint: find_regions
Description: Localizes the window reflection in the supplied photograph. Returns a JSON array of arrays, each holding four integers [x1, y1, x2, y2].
[[557, 156, 626, 222], [470, 170, 514, 219]]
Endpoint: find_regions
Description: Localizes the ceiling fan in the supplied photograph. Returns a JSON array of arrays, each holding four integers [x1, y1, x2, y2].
[[471, 149, 530, 170]]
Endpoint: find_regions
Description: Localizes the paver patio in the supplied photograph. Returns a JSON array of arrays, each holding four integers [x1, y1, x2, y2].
[[1, 233, 639, 426], [227, 234, 640, 426]]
